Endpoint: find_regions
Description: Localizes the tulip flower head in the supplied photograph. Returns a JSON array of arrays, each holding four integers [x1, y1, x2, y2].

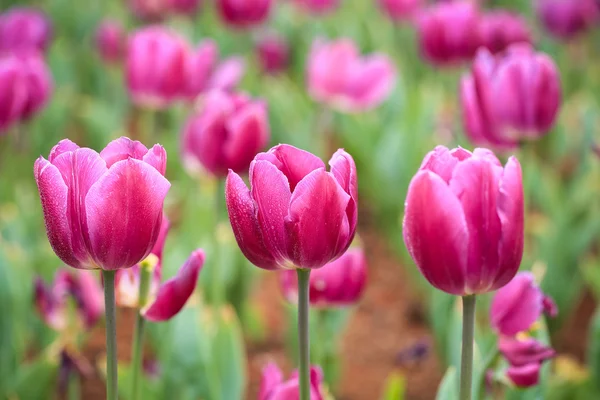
[[461, 44, 561, 148], [403, 145, 524, 296], [307, 38, 396, 113], [280, 248, 367, 307], [294, 0, 339, 15], [96, 19, 125, 64], [226, 145, 357, 270], [34, 137, 171, 271], [378, 0, 422, 22], [479, 11, 532, 54], [535, 0, 599, 39], [257, 34, 289, 75], [216, 0, 272, 28], [259, 363, 324, 400], [0, 7, 52, 54]]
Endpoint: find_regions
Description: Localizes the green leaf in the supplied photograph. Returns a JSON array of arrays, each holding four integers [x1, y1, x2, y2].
[[13, 359, 58, 400], [436, 366, 458, 400], [380, 372, 406, 400]]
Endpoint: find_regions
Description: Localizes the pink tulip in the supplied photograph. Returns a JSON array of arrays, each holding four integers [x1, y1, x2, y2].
[[226, 145, 357, 270], [169, 0, 202, 15], [0, 7, 52, 54], [0, 54, 27, 133], [257, 34, 289, 75], [35, 269, 104, 330], [479, 11, 532, 54], [535, 0, 599, 39], [280, 248, 367, 307], [490, 272, 557, 336], [378, 0, 422, 22], [294, 0, 339, 15], [182, 90, 269, 177], [307, 38, 396, 112], [95, 19, 125, 64], [216, 0, 272, 28], [461, 44, 561, 148], [416, 1, 481, 65], [506, 363, 543, 388], [34, 137, 171, 271], [18, 51, 53, 120], [129, 0, 169, 22], [498, 337, 555, 387], [126, 26, 188, 109], [259, 363, 324, 400], [403, 145, 523, 296]]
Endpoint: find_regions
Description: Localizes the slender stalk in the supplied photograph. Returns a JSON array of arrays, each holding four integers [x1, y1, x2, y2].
[[297, 269, 311, 400], [102, 270, 118, 400], [210, 178, 225, 305], [460, 295, 476, 400], [130, 262, 153, 400]]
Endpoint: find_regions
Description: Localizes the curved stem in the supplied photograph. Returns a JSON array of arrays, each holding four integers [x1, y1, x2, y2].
[[130, 263, 152, 400], [460, 295, 476, 400], [102, 270, 118, 400], [297, 269, 311, 400]]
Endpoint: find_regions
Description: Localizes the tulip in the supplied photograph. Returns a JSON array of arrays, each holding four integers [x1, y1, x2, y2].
[[479, 11, 532, 54], [378, 0, 422, 22], [259, 363, 324, 400], [307, 38, 396, 113], [460, 44, 561, 148], [257, 34, 289, 75], [403, 145, 524, 296], [34, 137, 171, 271], [216, 0, 272, 28], [0, 54, 27, 133], [535, 0, 599, 39], [294, 0, 339, 15], [96, 19, 125, 64], [129, 0, 169, 22], [126, 26, 188, 109], [506, 363, 543, 388], [169, 0, 202, 15], [490, 272, 558, 336], [182, 90, 270, 177], [18, 51, 53, 121], [0, 7, 52, 54], [416, 1, 481, 65], [280, 248, 367, 307], [226, 144, 357, 270], [498, 337, 555, 388]]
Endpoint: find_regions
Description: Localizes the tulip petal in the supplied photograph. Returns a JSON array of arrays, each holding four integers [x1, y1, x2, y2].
[[224, 101, 269, 172], [285, 169, 351, 268], [403, 171, 469, 295], [150, 216, 170, 259], [420, 145, 471, 184], [208, 56, 245, 91], [85, 159, 170, 270], [256, 144, 325, 191], [143, 144, 168, 176], [328, 149, 358, 236], [506, 363, 541, 388], [143, 249, 204, 321], [259, 363, 284, 400], [48, 139, 79, 163], [346, 54, 396, 110], [226, 170, 279, 269], [499, 337, 555, 366], [100, 137, 149, 168]]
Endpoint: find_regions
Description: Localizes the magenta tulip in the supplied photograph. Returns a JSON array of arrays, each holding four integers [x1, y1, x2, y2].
[[0, 54, 27, 133], [34, 137, 171, 271], [259, 363, 324, 400], [216, 0, 272, 28], [416, 1, 481, 65], [280, 248, 367, 307], [226, 145, 357, 270], [307, 38, 396, 112], [256, 34, 289, 75], [378, 0, 422, 22], [479, 11, 532, 54], [461, 44, 561, 148], [294, 0, 339, 15], [18, 51, 52, 120], [169, 0, 202, 15], [498, 337, 555, 387], [0, 7, 52, 54], [182, 90, 269, 177], [126, 26, 188, 108], [403, 145, 523, 296], [506, 363, 543, 388], [96, 19, 125, 64], [535, 0, 599, 39]]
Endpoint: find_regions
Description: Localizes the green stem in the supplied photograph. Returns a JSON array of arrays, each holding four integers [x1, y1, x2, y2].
[[67, 370, 81, 400], [297, 269, 311, 400], [102, 270, 118, 400], [130, 263, 152, 400], [210, 178, 225, 305], [460, 295, 476, 400]]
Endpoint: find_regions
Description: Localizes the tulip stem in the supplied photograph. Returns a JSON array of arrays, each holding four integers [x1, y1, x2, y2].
[[460, 295, 476, 400], [131, 262, 152, 400], [102, 270, 118, 400], [297, 268, 311, 400]]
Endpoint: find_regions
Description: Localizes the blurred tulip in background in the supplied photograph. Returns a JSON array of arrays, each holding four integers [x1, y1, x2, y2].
[[0, 7, 52, 55]]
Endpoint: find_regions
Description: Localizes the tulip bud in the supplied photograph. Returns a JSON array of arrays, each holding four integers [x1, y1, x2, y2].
[[216, 0, 272, 28], [307, 38, 396, 113], [0, 7, 52, 54], [294, 0, 339, 15], [535, 0, 599, 39], [182, 90, 270, 177], [169, 0, 202, 15], [416, 1, 481, 65], [226, 145, 358, 270], [126, 26, 188, 109], [256, 34, 289, 75], [403, 145, 524, 296], [460, 44, 561, 148], [479, 11, 532, 54], [34, 137, 171, 271], [280, 248, 367, 307], [378, 0, 422, 22], [0, 54, 28, 133], [129, 0, 169, 22], [259, 363, 324, 400], [95, 19, 125, 64], [490, 272, 558, 336]]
